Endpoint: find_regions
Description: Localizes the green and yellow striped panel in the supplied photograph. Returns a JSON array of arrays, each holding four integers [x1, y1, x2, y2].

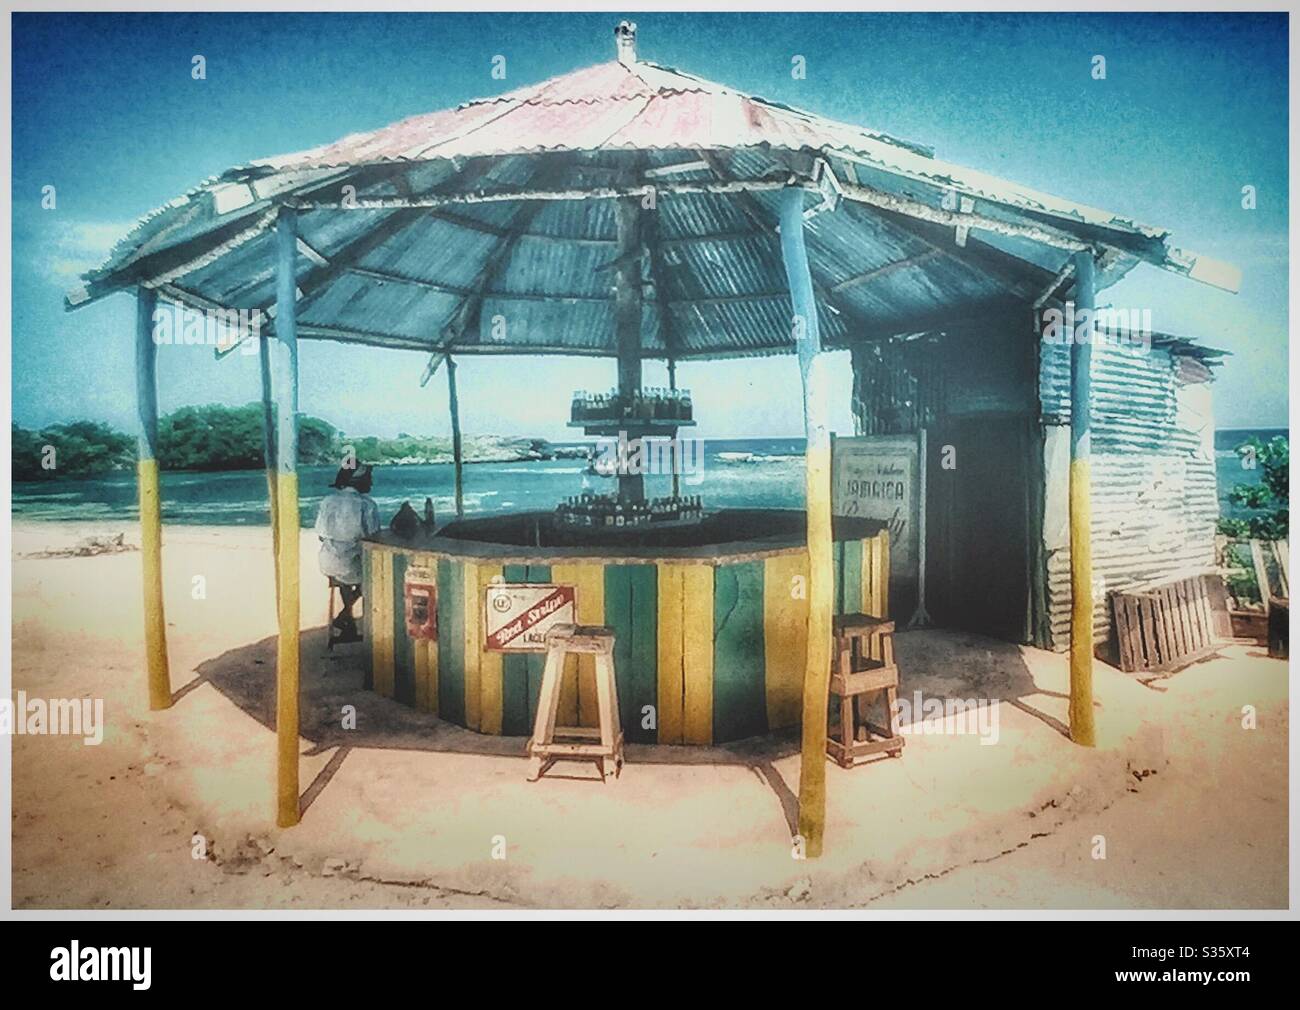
[[435, 557, 466, 725], [656, 562, 714, 744], [549, 563, 605, 729], [361, 547, 374, 690], [369, 549, 395, 699], [833, 532, 889, 619], [408, 552, 440, 715], [762, 551, 807, 731], [713, 560, 767, 742], [494, 564, 549, 736], [365, 533, 888, 744], [603, 564, 657, 743]]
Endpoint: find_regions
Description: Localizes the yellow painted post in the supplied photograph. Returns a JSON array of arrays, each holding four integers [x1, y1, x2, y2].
[[135, 287, 172, 711], [273, 206, 302, 826], [780, 186, 834, 858], [1069, 250, 1097, 746]]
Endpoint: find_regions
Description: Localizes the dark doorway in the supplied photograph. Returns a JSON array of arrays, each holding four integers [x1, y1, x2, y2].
[[927, 416, 1035, 642]]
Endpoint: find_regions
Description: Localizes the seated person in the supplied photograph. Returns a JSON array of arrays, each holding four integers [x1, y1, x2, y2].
[[315, 463, 380, 642]]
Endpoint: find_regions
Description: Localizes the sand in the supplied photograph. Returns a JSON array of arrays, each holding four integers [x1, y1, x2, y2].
[[9, 519, 1289, 909]]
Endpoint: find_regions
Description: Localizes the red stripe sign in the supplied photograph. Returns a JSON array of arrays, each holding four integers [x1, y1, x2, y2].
[[484, 584, 577, 652]]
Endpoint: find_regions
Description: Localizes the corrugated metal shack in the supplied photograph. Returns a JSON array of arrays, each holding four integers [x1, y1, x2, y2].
[[850, 320, 1226, 654]]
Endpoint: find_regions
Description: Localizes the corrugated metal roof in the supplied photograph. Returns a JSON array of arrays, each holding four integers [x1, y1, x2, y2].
[[67, 28, 1238, 363]]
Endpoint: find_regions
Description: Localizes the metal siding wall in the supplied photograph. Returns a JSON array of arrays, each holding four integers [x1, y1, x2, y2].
[[1039, 340, 1219, 650]]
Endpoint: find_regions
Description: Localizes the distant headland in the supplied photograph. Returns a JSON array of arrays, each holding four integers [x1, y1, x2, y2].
[[12, 403, 582, 481]]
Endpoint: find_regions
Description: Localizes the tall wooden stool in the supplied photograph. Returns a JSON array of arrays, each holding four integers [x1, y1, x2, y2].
[[527, 624, 624, 782], [827, 613, 904, 767], [326, 577, 344, 652]]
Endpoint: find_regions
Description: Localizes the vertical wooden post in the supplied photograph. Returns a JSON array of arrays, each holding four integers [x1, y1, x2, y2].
[[273, 206, 302, 826], [614, 197, 645, 504], [135, 287, 172, 711], [848, 342, 867, 436], [447, 355, 464, 519], [258, 334, 280, 603], [667, 357, 680, 500], [1069, 250, 1096, 747], [779, 186, 834, 858]]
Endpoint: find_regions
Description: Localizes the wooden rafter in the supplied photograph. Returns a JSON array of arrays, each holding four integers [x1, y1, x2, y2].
[[862, 202, 1055, 300], [829, 250, 943, 295], [697, 149, 866, 332], [438, 156, 577, 347], [258, 157, 494, 321]]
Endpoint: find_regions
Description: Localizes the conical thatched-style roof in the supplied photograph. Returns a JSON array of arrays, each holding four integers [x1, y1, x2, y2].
[[67, 24, 1238, 360]]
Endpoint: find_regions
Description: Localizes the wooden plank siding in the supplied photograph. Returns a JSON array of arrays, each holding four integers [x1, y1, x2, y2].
[[604, 564, 658, 744], [712, 560, 768, 742], [363, 531, 888, 744], [435, 557, 466, 725]]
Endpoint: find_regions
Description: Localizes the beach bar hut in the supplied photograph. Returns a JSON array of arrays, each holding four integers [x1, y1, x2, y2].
[[66, 23, 1238, 850]]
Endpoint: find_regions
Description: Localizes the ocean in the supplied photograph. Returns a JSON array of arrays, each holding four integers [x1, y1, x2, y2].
[[10, 431, 1282, 526], [9, 437, 807, 526]]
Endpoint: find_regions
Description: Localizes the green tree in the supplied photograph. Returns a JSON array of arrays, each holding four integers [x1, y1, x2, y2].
[[1217, 435, 1288, 540], [298, 415, 339, 465], [11, 421, 134, 480], [156, 404, 339, 470]]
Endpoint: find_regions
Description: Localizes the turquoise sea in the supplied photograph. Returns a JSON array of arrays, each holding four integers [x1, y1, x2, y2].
[[9, 438, 806, 527], [10, 430, 1283, 526]]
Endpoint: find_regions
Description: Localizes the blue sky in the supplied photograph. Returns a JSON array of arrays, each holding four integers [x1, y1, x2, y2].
[[10, 11, 1288, 439]]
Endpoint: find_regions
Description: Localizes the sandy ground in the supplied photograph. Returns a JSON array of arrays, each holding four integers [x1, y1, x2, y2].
[[9, 520, 1289, 910]]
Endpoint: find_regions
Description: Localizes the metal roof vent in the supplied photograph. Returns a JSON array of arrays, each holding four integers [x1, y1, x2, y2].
[[615, 20, 637, 65]]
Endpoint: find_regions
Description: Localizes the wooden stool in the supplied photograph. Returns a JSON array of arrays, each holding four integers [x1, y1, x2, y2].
[[326, 578, 343, 652], [527, 624, 624, 782], [327, 577, 363, 651], [827, 613, 904, 767]]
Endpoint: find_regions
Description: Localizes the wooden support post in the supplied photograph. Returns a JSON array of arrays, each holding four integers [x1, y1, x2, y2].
[[779, 186, 834, 858], [668, 357, 680, 499], [614, 197, 645, 504], [447, 355, 464, 519], [1069, 250, 1097, 747], [135, 287, 172, 711], [273, 206, 302, 826], [848, 342, 867, 436], [258, 334, 280, 603]]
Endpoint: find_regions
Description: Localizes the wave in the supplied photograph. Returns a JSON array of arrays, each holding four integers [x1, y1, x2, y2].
[[715, 451, 802, 465]]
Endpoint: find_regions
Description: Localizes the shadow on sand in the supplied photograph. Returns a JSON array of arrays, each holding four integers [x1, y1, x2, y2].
[[185, 624, 1051, 828]]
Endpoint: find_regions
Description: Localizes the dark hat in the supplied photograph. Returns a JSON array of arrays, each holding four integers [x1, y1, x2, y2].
[[330, 462, 373, 489]]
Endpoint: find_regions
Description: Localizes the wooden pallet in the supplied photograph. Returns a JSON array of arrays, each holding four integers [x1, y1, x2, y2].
[[1110, 573, 1222, 676]]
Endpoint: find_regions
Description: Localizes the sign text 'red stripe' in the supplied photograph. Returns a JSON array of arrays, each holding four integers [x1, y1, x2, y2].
[[487, 587, 572, 648]]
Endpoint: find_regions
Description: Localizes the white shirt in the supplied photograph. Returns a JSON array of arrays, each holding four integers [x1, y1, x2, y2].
[[315, 487, 381, 585]]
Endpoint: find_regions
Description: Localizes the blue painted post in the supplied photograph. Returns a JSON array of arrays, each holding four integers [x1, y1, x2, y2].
[[273, 206, 302, 826], [259, 334, 280, 605], [136, 287, 172, 710], [447, 355, 465, 518], [779, 186, 834, 858], [1069, 250, 1096, 746]]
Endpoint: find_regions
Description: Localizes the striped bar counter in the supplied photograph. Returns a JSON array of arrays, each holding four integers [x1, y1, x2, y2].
[[362, 509, 888, 746]]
